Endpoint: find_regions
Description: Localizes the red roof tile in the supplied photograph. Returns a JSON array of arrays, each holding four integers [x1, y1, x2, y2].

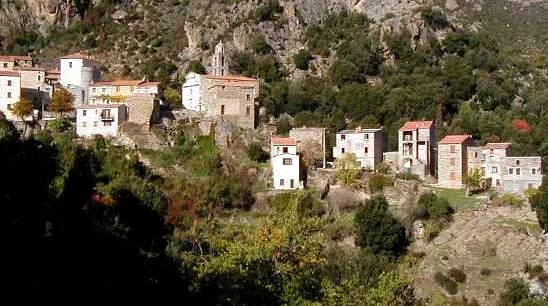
[[204, 75, 258, 82], [60, 52, 94, 60], [400, 120, 434, 131], [76, 104, 125, 109], [0, 55, 32, 62], [485, 142, 512, 149], [271, 137, 297, 146], [0, 70, 20, 77], [439, 135, 472, 144]]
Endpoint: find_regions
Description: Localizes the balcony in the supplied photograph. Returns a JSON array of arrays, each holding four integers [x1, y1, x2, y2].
[[100, 114, 114, 121]]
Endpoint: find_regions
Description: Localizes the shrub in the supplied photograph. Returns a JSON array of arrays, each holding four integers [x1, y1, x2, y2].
[[354, 196, 409, 257], [417, 192, 454, 220], [185, 60, 206, 74], [499, 278, 529, 306], [434, 271, 458, 295], [497, 194, 524, 207], [49, 117, 72, 133], [335, 153, 362, 188], [531, 179, 548, 231], [524, 263, 545, 279], [247, 142, 269, 163], [424, 219, 443, 241], [293, 49, 313, 70], [252, 35, 271, 54], [396, 172, 420, 181], [421, 7, 450, 30], [480, 268, 491, 276], [368, 173, 393, 194], [448, 268, 467, 283], [254, 0, 283, 22]]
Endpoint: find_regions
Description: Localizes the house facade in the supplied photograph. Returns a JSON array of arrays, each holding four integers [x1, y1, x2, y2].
[[398, 120, 436, 178], [0, 70, 21, 120], [76, 104, 127, 138], [271, 137, 303, 190], [59, 52, 100, 106], [0, 55, 32, 69], [333, 127, 384, 170], [15, 67, 53, 109], [89, 79, 160, 104], [437, 135, 474, 188]]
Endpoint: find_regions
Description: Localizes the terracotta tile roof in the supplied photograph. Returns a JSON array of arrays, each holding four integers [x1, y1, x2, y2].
[[91, 80, 160, 87], [204, 74, 258, 82], [15, 66, 45, 71], [0, 55, 32, 62], [485, 142, 512, 149], [271, 137, 297, 146], [400, 120, 434, 131], [60, 52, 94, 60], [338, 128, 382, 134], [76, 104, 125, 109], [0, 70, 20, 77], [439, 135, 472, 144]]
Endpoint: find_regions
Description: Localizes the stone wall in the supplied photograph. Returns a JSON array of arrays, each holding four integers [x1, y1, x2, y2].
[[289, 127, 327, 167], [203, 83, 256, 129], [125, 94, 158, 129]]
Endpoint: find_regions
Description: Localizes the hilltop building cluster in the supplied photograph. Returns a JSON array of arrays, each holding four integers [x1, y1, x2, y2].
[[0, 43, 542, 196]]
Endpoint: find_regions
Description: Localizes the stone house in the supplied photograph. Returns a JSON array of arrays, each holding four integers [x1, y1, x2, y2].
[[439, 140, 543, 194], [181, 41, 259, 130], [271, 137, 304, 190], [333, 127, 384, 170], [437, 135, 474, 188], [0, 55, 32, 69], [14, 67, 53, 111], [0, 70, 21, 120], [398, 120, 436, 178], [76, 104, 127, 138], [289, 127, 327, 168]]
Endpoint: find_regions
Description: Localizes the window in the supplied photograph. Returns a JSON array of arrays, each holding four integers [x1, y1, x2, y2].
[[7, 80, 12, 86], [516, 168, 521, 175], [82, 110, 87, 116], [38, 75, 41, 81], [282, 147, 288, 153], [474, 152, 478, 158], [7, 104, 12, 110], [246, 106, 251, 117], [450, 172, 456, 180], [364, 147, 368, 154], [341, 148, 345, 154], [492, 167, 498, 174], [341, 134, 346, 140], [532, 168, 537, 175], [220, 105, 225, 115], [94, 121, 98, 127], [516, 160, 520, 166], [496, 179, 500, 186], [283, 158, 292, 165], [2, 63, 7, 68], [92, 88, 96, 93], [364, 134, 369, 140], [246, 94, 251, 101], [450, 145, 456, 153], [81, 90, 85, 103], [290, 179, 295, 188], [102, 88, 106, 93], [104, 121, 112, 126], [7, 92, 11, 98], [450, 158, 456, 166], [490, 149, 494, 155], [481, 167, 486, 176], [509, 168, 513, 175], [82, 122, 86, 127], [69, 62, 73, 68], [280, 179, 284, 186]]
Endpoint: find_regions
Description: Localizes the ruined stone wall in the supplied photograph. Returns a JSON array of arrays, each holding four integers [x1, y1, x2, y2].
[[125, 94, 158, 129]]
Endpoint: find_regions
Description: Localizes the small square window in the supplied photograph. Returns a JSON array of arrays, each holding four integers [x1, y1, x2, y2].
[[450, 172, 456, 180], [82, 110, 87, 116], [283, 147, 288, 153], [69, 62, 73, 68], [532, 168, 537, 175], [341, 148, 345, 154], [7, 92, 11, 98], [364, 134, 369, 140], [94, 121, 98, 127], [450, 157, 456, 166], [280, 179, 284, 186], [7, 80, 12, 86], [82, 122, 86, 127], [104, 121, 112, 126], [7, 104, 12, 110], [364, 147, 368, 154], [516, 168, 521, 175], [492, 167, 498, 174], [509, 168, 513, 175], [516, 160, 520, 166], [490, 149, 494, 155], [341, 134, 346, 140], [283, 158, 292, 165], [246, 94, 251, 101], [450, 145, 456, 153]]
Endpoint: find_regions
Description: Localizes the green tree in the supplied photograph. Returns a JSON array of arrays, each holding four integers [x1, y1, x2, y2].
[[252, 35, 271, 54], [463, 167, 483, 196], [499, 278, 530, 306], [334, 153, 361, 187], [365, 271, 415, 306], [531, 178, 548, 231], [49, 88, 74, 117], [247, 142, 269, 163], [417, 192, 454, 220], [293, 49, 313, 70], [354, 196, 409, 257], [163, 87, 182, 109], [185, 60, 206, 74]]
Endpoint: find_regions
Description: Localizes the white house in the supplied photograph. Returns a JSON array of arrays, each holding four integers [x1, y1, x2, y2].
[[59, 52, 100, 106], [333, 127, 384, 170], [89, 79, 160, 104], [271, 137, 303, 190], [0, 70, 21, 120], [76, 104, 127, 138], [181, 72, 204, 111]]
